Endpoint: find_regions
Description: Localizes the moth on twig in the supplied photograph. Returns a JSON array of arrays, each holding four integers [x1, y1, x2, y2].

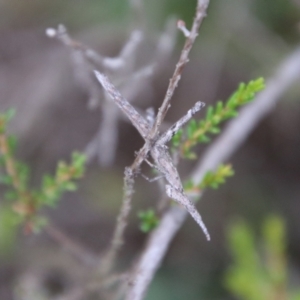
[[94, 71, 210, 240]]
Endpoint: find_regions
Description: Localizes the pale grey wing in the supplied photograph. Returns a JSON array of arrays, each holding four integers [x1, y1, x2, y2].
[[94, 71, 150, 138], [158, 101, 205, 145], [151, 145, 182, 189], [166, 185, 210, 241]]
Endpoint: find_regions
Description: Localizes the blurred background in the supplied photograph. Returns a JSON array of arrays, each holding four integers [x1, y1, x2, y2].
[[0, 0, 300, 299]]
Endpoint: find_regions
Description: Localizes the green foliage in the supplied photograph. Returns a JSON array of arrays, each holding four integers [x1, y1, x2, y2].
[[200, 164, 234, 189], [0, 109, 86, 235], [138, 209, 159, 233], [184, 164, 234, 195], [38, 152, 86, 207], [0, 108, 16, 134], [0, 205, 20, 257], [172, 77, 265, 159], [225, 214, 300, 300]]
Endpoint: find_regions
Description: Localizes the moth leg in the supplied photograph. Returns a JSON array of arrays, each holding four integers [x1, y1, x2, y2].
[[141, 173, 165, 183], [142, 158, 165, 182], [145, 158, 156, 169]]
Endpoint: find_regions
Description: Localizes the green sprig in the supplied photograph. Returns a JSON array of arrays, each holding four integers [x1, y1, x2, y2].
[[224, 215, 298, 300], [200, 164, 234, 189], [138, 209, 159, 233], [184, 164, 234, 194], [0, 109, 86, 233], [38, 152, 86, 207], [172, 78, 265, 159]]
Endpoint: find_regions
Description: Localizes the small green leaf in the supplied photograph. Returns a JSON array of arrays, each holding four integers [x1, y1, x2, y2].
[[199, 164, 234, 190], [216, 101, 223, 114], [172, 129, 183, 147], [7, 135, 17, 153], [31, 216, 48, 233], [206, 106, 214, 120], [63, 181, 77, 191], [138, 209, 159, 233], [0, 174, 13, 185], [0, 205, 19, 257], [184, 179, 194, 190], [42, 174, 55, 188], [223, 110, 238, 119], [5, 108, 16, 122], [197, 134, 210, 143], [4, 190, 18, 200], [209, 126, 220, 134], [184, 151, 197, 160], [187, 119, 197, 139]]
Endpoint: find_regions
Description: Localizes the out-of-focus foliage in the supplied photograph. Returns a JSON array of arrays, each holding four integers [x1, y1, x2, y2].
[[172, 77, 265, 159], [0, 205, 19, 258], [199, 164, 234, 190], [225, 214, 300, 300], [184, 164, 234, 195], [0, 109, 86, 254], [138, 209, 159, 233]]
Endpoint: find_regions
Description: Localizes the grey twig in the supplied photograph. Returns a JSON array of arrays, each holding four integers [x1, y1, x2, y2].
[[102, 30, 143, 71], [126, 206, 188, 300], [45, 223, 98, 266], [150, 0, 211, 135], [46, 24, 105, 67], [46, 24, 102, 109], [99, 167, 135, 274], [125, 45, 300, 300]]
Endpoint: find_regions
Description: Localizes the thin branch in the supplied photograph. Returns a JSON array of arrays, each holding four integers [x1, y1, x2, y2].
[[46, 24, 103, 109], [150, 0, 210, 136], [125, 45, 300, 300], [126, 206, 188, 300], [129, 0, 211, 182], [45, 223, 98, 266], [46, 24, 105, 67], [100, 167, 135, 274], [103, 30, 143, 70], [177, 20, 191, 38], [55, 272, 128, 300]]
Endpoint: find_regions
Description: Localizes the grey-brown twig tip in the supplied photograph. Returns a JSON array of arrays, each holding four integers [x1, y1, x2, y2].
[[94, 70, 105, 86], [94, 70, 111, 94], [177, 20, 191, 38]]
